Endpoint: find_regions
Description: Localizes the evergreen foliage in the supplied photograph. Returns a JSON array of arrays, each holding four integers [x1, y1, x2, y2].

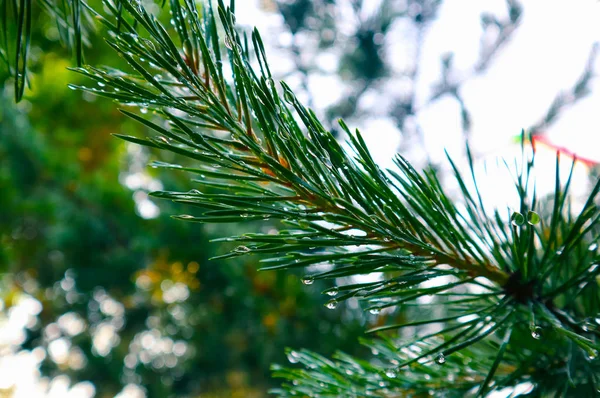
[[2, 0, 600, 396]]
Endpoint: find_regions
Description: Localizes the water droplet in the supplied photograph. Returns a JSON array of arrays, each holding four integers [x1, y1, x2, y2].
[[385, 368, 397, 378], [369, 308, 380, 315], [301, 276, 314, 285], [325, 300, 338, 310], [556, 249, 563, 256], [224, 36, 234, 50], [234, 246, 250, 253], [97, 82, 105, 87], [531, 326, 542, 339], [436, 354, 446, 364], [527, 211, 540, 225], [140, 107, 148, 114], [326, 288, 339, 296], [287, 351, 300, 364], [587, 349, 598, 360], [511, 212, 525, 227], [283, 88, 295, 104], [390, 284, 401, 292], [371, 348, 379, 355], [589, 243, 598, 252]]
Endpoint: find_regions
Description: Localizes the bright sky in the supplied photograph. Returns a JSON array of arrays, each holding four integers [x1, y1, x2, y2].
[[2, 1, 600, 397]]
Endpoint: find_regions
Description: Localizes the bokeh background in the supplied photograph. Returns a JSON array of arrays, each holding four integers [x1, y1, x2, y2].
[[1, 0, 599, 397]]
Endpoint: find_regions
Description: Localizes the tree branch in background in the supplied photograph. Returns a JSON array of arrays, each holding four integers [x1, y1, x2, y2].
[[424, 0, 523, 139], [529, 42, 598, 134]]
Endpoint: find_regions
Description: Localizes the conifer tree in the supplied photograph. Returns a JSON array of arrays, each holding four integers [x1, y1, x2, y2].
[[2, 0, 600, 396]]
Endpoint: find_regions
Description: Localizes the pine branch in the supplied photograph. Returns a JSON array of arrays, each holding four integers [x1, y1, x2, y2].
[[0, 0, 95, 102], [71, 1, 515, 292], [0, 0, 32, 101], [63, 0, 600, 395]]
